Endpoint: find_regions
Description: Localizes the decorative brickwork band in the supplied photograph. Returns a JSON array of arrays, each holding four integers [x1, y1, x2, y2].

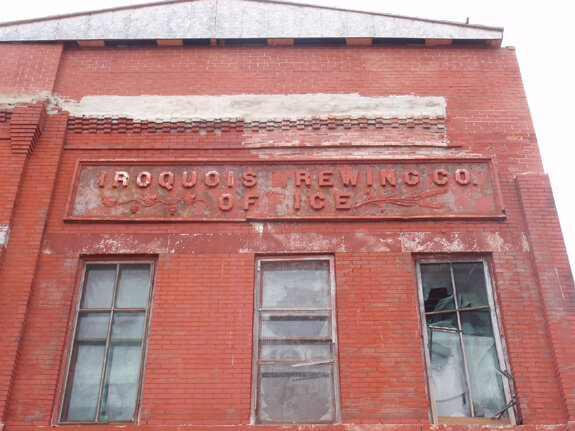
[[0, 110, 12, 122], [67, 115, 446, 135]]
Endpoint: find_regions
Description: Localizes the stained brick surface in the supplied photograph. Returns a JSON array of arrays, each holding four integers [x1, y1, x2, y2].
[[0, 41, 573, 431]]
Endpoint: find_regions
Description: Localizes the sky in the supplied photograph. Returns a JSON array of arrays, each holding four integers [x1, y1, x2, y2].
[[2, 0, 574, 269]]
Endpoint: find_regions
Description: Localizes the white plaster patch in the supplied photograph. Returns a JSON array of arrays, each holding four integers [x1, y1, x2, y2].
[[0, 91, 54, 107], [0, 224, 11, 249], [54, 94, 445, 122], [400, 232, 466, 253]]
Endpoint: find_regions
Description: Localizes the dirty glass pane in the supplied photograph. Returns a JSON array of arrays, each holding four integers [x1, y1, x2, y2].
[[99, 342, 142, 422], [258, 363, 334, 422], [111, 312, 146, 340], [260, 340, 332, 361], [461, 311, 506, 417], [429, 330, 471, 417], [261, 312, 330, 338], [261, 260, 329, 309], [82, 265, 116, 309], [65, 343, 106, 422], [115, 264, 151, 308], [453, 262, 488, 309], [421, 263, 455, 313], [77, 313, 110, 340]]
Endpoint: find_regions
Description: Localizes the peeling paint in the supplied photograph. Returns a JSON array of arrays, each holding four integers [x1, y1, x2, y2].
[[521, 232, 530, 251], [400, 231, 516, 253], [272, 233, 347, 253], [352, 232, 392, 252], [486, 232, 505, 251], [250, 222, 264, 235], [93, 236, 130, 254]]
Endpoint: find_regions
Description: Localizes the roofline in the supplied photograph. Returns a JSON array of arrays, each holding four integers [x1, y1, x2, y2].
[[0, 0, 504, 35]]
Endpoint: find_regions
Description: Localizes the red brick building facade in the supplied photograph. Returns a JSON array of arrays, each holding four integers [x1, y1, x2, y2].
[[0, 1, 573, 431]]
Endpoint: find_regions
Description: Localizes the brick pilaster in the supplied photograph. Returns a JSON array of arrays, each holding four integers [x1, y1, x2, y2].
[[0, 101, 47, 274], [516, 173, 575, 421], [0, 110, 68, 429]]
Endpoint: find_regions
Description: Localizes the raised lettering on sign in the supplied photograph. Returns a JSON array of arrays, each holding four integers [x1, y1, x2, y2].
[[67, 159, 504, 221]]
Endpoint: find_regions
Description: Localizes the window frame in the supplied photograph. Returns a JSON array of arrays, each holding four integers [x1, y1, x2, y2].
[[58, 259, 156, 424], [415, 257, 515, 425], [250, 255, 341, 424]]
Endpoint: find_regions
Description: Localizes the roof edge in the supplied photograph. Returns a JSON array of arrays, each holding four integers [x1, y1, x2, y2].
[[0, 0, 504, 36]]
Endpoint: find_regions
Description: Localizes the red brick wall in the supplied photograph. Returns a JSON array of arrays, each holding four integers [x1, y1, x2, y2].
[[0, 42, 573, 431], [0, 43, 63, 94]]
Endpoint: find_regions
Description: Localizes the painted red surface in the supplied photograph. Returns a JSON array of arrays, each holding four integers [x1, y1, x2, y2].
[[0, 41, 573, 431], [66, 159, 503, 220]]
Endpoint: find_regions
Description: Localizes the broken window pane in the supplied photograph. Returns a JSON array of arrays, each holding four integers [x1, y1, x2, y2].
[[460, 311, 506, 417], [421, 263, 455, 313], [429, 330, 471, 417], [418, 260, 511, 423], [453, 263, 488, 309], [426, 312, 458, 333]]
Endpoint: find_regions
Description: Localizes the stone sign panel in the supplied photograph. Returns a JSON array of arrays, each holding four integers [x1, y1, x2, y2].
[[66, 159, 505, 221]]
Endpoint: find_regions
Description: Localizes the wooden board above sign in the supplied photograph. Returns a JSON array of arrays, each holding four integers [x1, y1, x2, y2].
[[65, 158, 505, 221]]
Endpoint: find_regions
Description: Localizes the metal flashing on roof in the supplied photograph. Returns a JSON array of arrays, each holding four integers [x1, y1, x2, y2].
[[0, 0, 503, 43]]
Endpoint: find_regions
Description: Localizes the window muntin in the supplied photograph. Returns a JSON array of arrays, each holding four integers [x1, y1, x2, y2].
[[253, 257, 340, 424], [61, 262, 154, 423], [417, 259, 514, 423]]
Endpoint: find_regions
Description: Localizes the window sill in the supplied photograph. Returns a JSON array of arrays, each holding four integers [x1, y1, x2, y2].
[[439, 417, 511, 425]]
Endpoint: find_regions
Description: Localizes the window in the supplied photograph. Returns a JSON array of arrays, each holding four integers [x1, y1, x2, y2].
[[416, 259, 514, 423], [252, 256, 340, 424], [60, 261, 154, 423]]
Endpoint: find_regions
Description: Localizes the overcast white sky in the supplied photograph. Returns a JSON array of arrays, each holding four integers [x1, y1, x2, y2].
[[3, 0, 574, 269]]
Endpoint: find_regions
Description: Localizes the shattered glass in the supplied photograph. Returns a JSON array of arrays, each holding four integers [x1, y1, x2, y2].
[[421, 261, 507, 419]]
